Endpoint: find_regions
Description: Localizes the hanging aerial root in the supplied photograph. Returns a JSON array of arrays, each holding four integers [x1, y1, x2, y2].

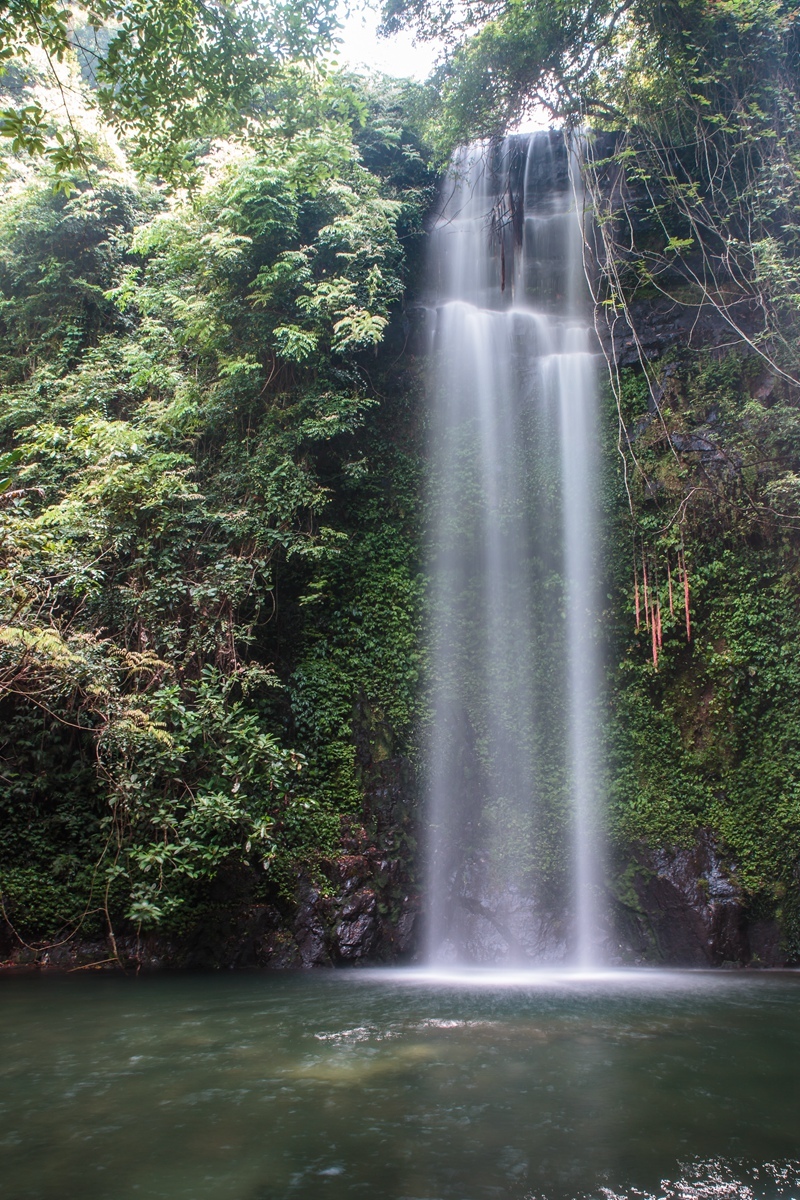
[[635, 543, 691, 660], [642, 551, 650, 630], [681, 552, 692, 642], [634, 558, 641, 632]]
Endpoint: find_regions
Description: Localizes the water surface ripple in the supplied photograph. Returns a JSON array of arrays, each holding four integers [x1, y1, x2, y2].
[[1, 969, 798, 1199]]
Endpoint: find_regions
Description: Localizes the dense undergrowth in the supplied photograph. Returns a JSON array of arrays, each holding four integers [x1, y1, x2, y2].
[[0, 59, 435, 957]]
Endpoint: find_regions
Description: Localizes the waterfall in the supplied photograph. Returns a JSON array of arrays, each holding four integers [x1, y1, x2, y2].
[[425, 131, 604, 967]]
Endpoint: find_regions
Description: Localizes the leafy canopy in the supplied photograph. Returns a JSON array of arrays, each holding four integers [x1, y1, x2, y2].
[[0, 0, 340, 181], [381, 0, 800, 149]]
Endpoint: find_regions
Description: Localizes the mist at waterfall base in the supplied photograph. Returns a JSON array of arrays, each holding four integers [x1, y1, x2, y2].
[[424, 132, 604, 967]]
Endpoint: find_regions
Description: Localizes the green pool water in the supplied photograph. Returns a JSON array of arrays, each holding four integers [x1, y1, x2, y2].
[[1, 968, 798, 1199]]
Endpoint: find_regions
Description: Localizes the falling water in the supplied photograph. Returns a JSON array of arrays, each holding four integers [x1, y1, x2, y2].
[[425, 131, 604, 967]]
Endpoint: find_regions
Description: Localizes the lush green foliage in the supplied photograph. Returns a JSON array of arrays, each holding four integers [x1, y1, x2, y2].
[[0, 61, 434, 955], [0, 0, 340, 182], [384, 0, 799, 140]]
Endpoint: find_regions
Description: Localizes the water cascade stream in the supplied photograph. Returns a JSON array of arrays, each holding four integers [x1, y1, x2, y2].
[[425, 131, 604, 967]]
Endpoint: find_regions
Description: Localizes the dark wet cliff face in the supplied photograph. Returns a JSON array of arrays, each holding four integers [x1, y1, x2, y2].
[[611, 833, 786, 968]]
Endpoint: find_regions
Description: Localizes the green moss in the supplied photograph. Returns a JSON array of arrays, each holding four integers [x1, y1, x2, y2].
[[605, 354, 800, 949]]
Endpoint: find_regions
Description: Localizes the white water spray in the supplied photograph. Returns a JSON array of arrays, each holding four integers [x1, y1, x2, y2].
[[425, 132, 604, 967]]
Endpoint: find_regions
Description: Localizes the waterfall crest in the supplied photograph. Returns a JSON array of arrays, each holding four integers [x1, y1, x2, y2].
[[425, 132, 604, 967]]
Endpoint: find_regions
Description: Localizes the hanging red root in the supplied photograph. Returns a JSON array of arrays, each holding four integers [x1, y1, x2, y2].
[[651, 605, 659, 669], [634, 565, 641, 632], [642, 552, 650, 630], [681, 552, 692, 642]]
